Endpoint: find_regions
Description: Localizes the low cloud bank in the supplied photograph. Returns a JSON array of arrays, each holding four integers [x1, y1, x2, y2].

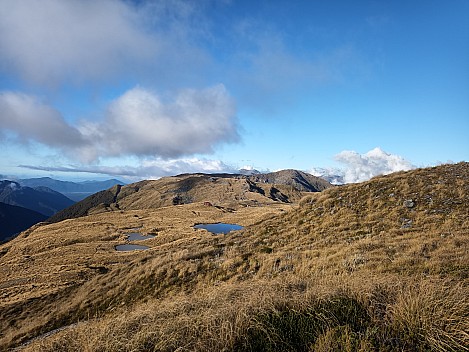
[[311, 147, 415, 184], [20, 147, 415, 183], [20, 157, 235, 181], [1, 85, 238, 162]]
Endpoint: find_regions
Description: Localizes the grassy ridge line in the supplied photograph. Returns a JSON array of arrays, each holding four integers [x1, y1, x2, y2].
[[48, 171, 331, 223]]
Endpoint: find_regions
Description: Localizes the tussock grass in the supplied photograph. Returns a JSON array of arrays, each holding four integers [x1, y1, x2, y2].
[[22, 275, 469, 351], [2, 162, 468, 351], [389, 281, 469, 351]]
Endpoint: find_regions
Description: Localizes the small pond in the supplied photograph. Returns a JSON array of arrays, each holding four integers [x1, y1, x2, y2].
[[194, 223, 243, 235], [115, 231, 155, 251], [115, 244, 149, 251], [126, 232, 155, 241]]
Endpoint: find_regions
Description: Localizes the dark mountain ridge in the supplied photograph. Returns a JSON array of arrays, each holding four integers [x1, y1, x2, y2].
[[47, 185, 122, 223], [0, 180, 75, 217]]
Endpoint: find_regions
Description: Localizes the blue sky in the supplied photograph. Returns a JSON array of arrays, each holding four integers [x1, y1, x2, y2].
[[0, 0, 468, 182]]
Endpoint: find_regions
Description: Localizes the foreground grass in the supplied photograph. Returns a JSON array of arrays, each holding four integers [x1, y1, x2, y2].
[[23, 275, 468, 351]]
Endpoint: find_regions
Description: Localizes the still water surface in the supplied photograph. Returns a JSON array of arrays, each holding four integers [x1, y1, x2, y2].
[[115, 244, 149, 251], [194, 223, 243, 234], [126, 232, 155, 241]]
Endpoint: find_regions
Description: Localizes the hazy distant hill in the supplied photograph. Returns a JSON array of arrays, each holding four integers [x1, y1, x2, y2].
[[48, 171, 332, 223], [0, 180, 75, 216], [19, 177, 125, 201], [0, 202, 47, 242]]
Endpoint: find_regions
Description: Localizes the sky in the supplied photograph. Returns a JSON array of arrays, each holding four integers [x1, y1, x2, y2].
[[0, 0, 468, 183]]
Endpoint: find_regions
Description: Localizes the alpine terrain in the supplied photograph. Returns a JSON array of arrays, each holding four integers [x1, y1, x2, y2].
[[0, 164, 467, 351]]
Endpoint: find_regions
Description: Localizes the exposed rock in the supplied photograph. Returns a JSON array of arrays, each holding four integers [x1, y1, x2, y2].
[[172, 195, 184, 205], [269, 187, 290, 203], [403, 199, 415, 208], [401, 218, 413, 229]]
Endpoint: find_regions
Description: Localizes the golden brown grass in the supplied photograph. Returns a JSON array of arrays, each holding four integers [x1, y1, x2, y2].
[[20, 275, 469, 352], [2, 162, 468, 351]]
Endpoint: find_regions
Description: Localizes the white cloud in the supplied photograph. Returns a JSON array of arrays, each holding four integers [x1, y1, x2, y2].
[[0, 0, 160, 85], [90, 84, 239, 160], [0, 91, 84, 147], [139, 157, 234, 178], [0, 85, 239, 162], [311, 147, 415, 184], [0, 0, 213, 88], [309, 167, 345, 185]]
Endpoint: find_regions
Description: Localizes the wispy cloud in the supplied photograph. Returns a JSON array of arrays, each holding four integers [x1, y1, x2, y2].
[[0, 0, 369, 103], [1, 85, 239, 162], [311, 147, 415, 184], [0, 0, 152, 85], [20, 157, 235, 180], [226, 19, 367, 108]]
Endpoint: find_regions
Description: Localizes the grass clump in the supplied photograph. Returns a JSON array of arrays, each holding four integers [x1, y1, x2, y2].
[[237, 295, 369, 352], [388, 282, 469, 352]]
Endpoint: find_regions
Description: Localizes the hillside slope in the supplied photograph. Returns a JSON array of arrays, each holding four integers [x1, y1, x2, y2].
[[0, 203, 47, 242], [0, 163, 467, 351], [0, 181, 75, 216], [49, 171, 331, 223]]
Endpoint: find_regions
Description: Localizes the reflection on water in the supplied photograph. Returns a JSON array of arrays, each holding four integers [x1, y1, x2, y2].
[[194, 223, 243, 235], [115, 244, 149, 251], [126, 232, 155, 241], [115, 230, 155, 252]]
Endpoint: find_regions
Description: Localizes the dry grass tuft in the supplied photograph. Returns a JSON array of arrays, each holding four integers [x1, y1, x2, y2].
[[389, 281, 469, 351]]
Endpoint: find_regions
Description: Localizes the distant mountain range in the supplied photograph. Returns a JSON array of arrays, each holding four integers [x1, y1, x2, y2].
[[0, 177, 125, 240], [0, 180, 74, 241], [0, 180, 75, 216], [18, 177, 125, 201]]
